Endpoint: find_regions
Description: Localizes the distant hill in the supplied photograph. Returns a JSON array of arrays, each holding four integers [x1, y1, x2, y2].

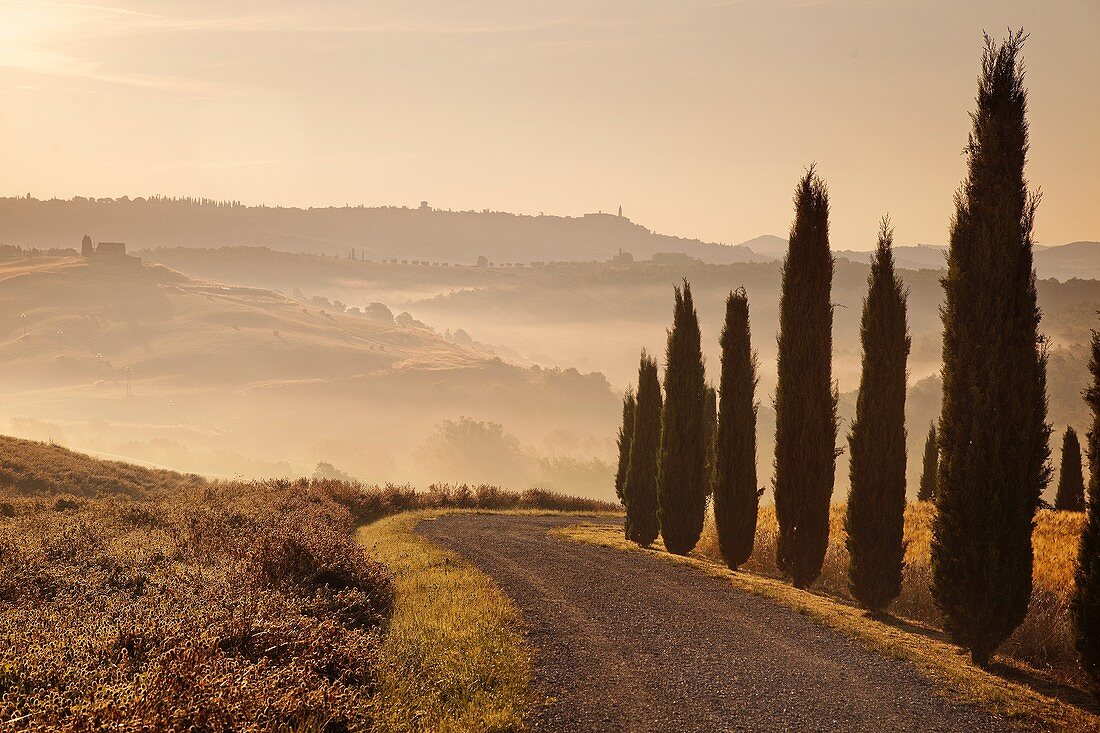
[[0, 196, 764, 265], [749, 238, 1100, 281], [0, 254, 620, 487]]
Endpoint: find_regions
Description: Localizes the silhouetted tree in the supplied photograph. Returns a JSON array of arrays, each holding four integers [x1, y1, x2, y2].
[[624, 351, 661, 546], [774, 167, 838, 588], [932, 31, 1051, 667], [1055, 428, 1085, 512], [614, 389, 636, 504], [714, 288, 760, 570], [1074, 331, 1100, 699], [657, 281, 708, 555], [845, 220, 911, 612], [917, 423, 938, 502], [704, 385, 718, 495]]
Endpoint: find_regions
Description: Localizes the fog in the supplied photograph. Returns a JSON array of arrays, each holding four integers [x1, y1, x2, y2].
[[3, 235, 1096, 504]]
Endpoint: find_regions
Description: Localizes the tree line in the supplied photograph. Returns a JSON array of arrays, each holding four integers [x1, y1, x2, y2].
[[612, 31, 1099, 699]]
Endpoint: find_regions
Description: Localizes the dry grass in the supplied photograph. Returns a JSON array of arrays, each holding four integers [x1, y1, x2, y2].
[[0, 434, 608, 731], [560, 522, 1100, 733], [0, 481, 394, 731], [695, 502, 1088, 689], [359, 511, 532, 732]]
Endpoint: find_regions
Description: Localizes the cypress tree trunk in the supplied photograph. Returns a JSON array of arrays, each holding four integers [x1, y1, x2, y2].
[[1074, 331, 1100, 699], [932, 31, 1052, 667], [774, 167, 838, 588], [714, 288, 760, 570], [917, 423, 938, 502], [1055, 427, 1085, 511], [844, 220, 910, 613], [614, 390, 636, 504], [624, 351, 661, 546], [657, 281, 708, 555]]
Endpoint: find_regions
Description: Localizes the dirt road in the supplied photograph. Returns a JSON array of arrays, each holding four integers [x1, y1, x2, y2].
[[417, 514, 1020, 733]]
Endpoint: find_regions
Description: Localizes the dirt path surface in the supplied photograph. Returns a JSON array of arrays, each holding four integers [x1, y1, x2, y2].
[[417, 514, 1021, 733]]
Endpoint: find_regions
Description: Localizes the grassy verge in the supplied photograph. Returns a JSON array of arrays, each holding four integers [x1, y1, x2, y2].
[[358, 511, 533, 733], [556, 523, 1100, 733]]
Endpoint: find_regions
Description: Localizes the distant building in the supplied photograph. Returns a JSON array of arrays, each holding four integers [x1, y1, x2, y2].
[[81, 238, 141, 265], [420, 201, 430, 210], [611, 248, 634, 265]]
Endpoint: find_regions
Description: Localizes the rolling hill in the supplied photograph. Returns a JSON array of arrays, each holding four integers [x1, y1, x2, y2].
[[0, 196, 763, 265], [0, 254, 620, 491]]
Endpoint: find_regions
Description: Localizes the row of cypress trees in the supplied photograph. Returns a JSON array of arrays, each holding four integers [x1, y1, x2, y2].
[[611, 30, 1100, 693]]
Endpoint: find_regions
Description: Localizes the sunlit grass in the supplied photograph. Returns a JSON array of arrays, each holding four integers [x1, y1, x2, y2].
[[360, 511, 533, 733]]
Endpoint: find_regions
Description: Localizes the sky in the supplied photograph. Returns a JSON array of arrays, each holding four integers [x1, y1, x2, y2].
[[0, 0, 1097, 250]]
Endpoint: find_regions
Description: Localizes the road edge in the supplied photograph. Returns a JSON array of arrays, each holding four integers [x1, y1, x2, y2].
[[556, 523, 1099, 733]]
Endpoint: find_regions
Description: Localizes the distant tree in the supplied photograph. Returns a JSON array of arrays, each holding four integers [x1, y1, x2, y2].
[[713, 288, 760, 570], [624, 351, 661, 546], [1055, 428, 1086, 511], [703, 384, 718, 495], [917, 423, 938, 502], [932, 31, 1052, 667], [1074, 330, 1100, 699], [657, 281, 708, 555], [614, 389, 637, 504], [844, 220, 911, 613], [773, 167, 838, 589]]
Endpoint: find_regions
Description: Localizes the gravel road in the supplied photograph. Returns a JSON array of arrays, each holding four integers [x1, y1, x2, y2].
[[417, 514, 1020, 733]]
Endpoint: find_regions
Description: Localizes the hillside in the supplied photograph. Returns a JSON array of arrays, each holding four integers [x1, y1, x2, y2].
[[0, 255, 620, 492], [0, 196, 763, 265], [135, 245, 1100, 503]]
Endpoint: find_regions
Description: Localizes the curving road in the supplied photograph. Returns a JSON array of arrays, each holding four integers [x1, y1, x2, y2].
[[417, 514, 1021, 733]]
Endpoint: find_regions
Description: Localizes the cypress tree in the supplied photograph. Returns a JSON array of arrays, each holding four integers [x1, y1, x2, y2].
[[1074, 331, 1100, 699], [624, 351, 661, 546], [704, 385, 718, 496], [932, 31, 1052, 667], [714, 288, 760, 570], [917, 423, 938, 502], [1055, 427, 1085, 512], [773, 167, 838, 588], [657, 281, 708, 555], [844, 219, 911, 613], [614, 389, 636, 504]]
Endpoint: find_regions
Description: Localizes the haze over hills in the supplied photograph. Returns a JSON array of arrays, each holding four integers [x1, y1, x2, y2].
[[3, 195, 1098, 280], [136, 244, 1100, 502], [0, 253, 619, 492]]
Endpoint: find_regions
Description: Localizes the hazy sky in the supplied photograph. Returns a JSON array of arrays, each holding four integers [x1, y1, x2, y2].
[[1, 0, 1097, 249]]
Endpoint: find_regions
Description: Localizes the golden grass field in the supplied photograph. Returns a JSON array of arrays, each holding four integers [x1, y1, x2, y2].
[[696, 503, 1088, 688]]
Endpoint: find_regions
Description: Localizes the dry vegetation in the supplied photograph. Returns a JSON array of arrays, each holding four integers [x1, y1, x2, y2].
[[695, 502, 1088, 688], [0, 434, 613, 730], [360, 512, 532, 732]]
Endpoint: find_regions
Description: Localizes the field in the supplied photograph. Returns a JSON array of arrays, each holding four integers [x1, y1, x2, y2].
[[0, 435, 613, 730], [696, 503, 1088, 688]]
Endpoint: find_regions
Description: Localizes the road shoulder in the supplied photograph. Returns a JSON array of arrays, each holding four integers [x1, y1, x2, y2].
[[557, 522, 1099, 733]]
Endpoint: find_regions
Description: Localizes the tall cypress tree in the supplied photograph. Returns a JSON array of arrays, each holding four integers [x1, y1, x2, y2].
[[844, 219, 911, 613], [624, 351, 661, 546], [917, 423, 938, 502], [773, 167, 838, 588], [657, 281, 708, 555], [714, 288, 760, 570], [1074, 331, 1100, 699], [704, 385, 718, 496], [932, 31, 1051, 666], [1055, 427, 1085, 512], [614, 389, 636, 504]]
